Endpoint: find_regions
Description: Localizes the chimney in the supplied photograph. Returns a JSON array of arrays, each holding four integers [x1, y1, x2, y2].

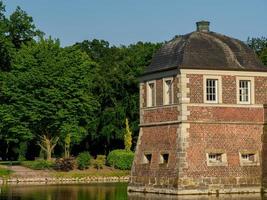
[[196, 21, 210, 32]]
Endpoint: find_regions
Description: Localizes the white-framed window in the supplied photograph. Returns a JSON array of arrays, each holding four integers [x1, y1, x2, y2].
[[147, 81, 156, 107], [163, 78, 173, 105], [203, 76, 222, 104], [236, 77, 255, 104], [206, 152, 227, 166], [239, 152, 259, 166], [206, 79, 218, 102]]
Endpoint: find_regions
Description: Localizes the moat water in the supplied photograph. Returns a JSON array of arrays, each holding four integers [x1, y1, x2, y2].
[[0, 183, 267, 200]]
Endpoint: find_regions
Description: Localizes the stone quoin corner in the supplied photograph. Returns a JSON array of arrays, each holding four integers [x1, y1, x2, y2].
[[128, 21, 267, 195]]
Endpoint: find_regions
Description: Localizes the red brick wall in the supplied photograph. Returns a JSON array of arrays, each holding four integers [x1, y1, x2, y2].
[[222, 75, 236, 104], [188, 106, 264, 123], [156, 79, 163, 106], [143, 106, 179, 124], [255, 76, 267, 104], [131, 125, 179, 186], [187, 74, 203, 103], [187, 74, 267, 105], [185, 123, 262, 178]]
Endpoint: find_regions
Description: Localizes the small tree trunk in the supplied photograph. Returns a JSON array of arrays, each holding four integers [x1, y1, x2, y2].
[[38, 134, 59, 161]]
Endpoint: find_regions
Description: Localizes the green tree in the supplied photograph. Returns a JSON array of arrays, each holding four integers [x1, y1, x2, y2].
[[74, 40, 161, 154], [259, 48, 267, 66], [8, 6, 43, 48], [247, 37, 267, 56], [0, 38, 99, 159], [0, 1, 14, 71], [124, 118, 132, 151]]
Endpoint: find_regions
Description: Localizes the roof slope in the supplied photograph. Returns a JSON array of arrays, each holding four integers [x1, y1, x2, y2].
[[145, 31, 267, 74]]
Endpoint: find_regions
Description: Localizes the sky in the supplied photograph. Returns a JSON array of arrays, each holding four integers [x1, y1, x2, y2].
[[3, 0, 267, 47]]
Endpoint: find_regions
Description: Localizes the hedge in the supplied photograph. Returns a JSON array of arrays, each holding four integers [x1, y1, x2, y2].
[[107, 149, 134, 170]]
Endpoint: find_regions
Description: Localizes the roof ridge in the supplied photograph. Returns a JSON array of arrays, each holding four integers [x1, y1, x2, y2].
[[201, 32, 243, 69]]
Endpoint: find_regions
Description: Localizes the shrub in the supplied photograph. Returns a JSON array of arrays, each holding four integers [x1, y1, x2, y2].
[[93, 155, 106, 169], [76, 152, 91, 170], [21, 160, 55, 170], [107, 149, 134, 170], [54, 157, 75, 171]]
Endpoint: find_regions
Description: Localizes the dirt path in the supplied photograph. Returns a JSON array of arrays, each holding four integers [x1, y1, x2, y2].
[[3, 165, 51, 178]]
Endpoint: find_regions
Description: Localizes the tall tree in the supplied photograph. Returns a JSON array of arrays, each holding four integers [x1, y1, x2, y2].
[[0, 1, 14, 71], [0, 38, 99, 159], [8, 6, 43, 48]]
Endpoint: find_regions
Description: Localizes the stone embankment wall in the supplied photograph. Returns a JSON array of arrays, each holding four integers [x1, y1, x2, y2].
[[0, 176, 129, 185]]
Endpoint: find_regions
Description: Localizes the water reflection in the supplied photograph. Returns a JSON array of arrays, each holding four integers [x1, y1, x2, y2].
[[0, 183, 267, 200], [0, 183, 127, 200], [128, 192, 265, 200]]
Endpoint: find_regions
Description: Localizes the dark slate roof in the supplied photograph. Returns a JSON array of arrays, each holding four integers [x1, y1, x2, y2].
[[145, 31, 267, 74]]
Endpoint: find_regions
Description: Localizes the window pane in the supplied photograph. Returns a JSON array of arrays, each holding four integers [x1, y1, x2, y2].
[[239, 80, 250, 103], [206, 79, 217, 102], [148, 83, 155, 107]]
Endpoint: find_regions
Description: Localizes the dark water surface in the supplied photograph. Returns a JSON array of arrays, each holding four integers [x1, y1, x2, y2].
[[0, 183, 266, 200]]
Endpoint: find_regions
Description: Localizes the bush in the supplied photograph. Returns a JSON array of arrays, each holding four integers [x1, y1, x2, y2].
[[76, 152, 91, 170], [21, 160, 55, 170], [93, 155, 106, 169], [54, 157, 75, 171], [107, 150, 134, 170]]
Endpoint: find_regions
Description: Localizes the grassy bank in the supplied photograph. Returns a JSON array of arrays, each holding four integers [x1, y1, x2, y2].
[[53, 168, 130, 178], [0, 166, 13, 177]]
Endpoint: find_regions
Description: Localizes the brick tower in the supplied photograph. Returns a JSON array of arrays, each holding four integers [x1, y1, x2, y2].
[[128, 21, 267, 194]]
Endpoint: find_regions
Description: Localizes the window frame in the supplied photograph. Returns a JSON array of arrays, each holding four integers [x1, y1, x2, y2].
[[203, 75, 222, 104], [146, 80, 156, 107], [142, 152, 152, 165], [239, 151, 259, 166], [159, 152, 169, 165], [236, 77, 254, 105], [163, 77, 173, 105], [206, 151, 227, 166]]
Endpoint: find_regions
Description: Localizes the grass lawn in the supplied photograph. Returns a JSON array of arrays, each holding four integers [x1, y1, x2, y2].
[[0, 166, 13, 177]]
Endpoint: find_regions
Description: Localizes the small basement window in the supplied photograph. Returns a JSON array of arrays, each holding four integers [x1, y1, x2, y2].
[[206, 152, 227, 166], [143, 153, 152, 164], [208, 153, 222, 163], [159, 153, 169, 164], [241, 154, 255, 162], [240, 152, 259, 166]]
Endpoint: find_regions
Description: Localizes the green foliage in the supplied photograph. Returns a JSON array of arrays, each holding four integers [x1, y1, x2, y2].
[[74, 40, 161, 154], [0, 167, 13, 177], [0, 1, 161, 159], [260, 48, 267, 66], [247, 37, 267, 56], [18, 142, 27, 161], [93, 155, 106, 169], [76, 152, 91, 170], [124, 118, 132, 151], [21, 160, 55, 170], [54, 157, 76, 171], [107, 149, 134, 170], [8, 6, 43, 48]]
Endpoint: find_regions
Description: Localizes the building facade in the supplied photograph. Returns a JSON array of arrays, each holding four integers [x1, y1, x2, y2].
[[128, 21, 267, 194]]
